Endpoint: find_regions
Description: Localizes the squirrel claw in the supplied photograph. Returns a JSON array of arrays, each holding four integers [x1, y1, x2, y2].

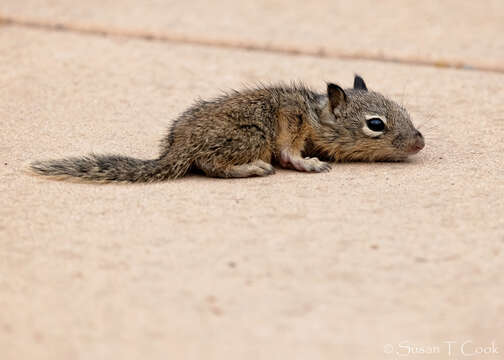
[[305, 159, 331, 173], [319, 162, 332, 172]]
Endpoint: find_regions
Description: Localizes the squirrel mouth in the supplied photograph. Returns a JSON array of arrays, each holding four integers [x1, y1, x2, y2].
[[406, 136, 425, 155], [407, 145, 423, 154]]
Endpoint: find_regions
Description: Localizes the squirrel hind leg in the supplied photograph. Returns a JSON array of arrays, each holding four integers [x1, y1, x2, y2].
[[197, 159, 275, 178]]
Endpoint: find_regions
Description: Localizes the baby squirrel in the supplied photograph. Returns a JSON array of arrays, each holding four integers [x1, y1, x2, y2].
[[30, 75, 424, 182]]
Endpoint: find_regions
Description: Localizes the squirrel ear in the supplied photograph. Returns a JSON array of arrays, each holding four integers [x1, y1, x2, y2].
[[353, 74, 368, 91], [327, 83, 347, 111]]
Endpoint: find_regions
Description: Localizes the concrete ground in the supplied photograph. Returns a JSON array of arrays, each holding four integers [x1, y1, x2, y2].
[[1, 1, 503, 359]]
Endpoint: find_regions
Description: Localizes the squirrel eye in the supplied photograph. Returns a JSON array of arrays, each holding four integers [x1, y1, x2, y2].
[[366, 118, 385, 132]]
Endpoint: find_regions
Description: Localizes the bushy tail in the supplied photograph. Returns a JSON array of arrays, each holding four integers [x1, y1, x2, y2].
[[29, 153, 191, 183]]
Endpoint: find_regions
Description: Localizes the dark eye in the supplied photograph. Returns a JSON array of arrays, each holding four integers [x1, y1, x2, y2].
[[366, 118, 385, 132]]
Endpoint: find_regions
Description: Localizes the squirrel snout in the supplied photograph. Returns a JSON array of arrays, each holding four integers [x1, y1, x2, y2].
[[407, 131, 425, 154]]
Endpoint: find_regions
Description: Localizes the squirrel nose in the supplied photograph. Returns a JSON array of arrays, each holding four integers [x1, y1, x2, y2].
[[407, 132, 425, 154]]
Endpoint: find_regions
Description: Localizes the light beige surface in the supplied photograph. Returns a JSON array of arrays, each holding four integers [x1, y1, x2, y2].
[[1, 3, 504, 360], [1, 0, 504, 71]]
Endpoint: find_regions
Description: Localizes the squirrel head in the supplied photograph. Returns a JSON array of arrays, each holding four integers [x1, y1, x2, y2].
[[316, 75, 424, 161]]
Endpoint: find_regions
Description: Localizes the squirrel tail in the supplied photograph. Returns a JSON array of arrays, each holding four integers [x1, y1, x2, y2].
[[29, 153, 191, 183]]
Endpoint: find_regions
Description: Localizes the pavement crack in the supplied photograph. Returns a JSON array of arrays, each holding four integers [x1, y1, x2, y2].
[[1, 15, 503, 74]]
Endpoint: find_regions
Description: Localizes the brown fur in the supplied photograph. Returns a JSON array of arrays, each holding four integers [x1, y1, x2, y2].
[[29, 76, 424, 183]]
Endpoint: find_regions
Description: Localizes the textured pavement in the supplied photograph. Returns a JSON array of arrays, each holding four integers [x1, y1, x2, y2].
[[1, 2, 503, 360], [2, 0, 504, 71]]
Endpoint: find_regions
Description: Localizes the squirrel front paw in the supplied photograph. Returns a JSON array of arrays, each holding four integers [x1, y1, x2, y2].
[[280, 150, 331, 173], [295, 157, 331, 172]]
